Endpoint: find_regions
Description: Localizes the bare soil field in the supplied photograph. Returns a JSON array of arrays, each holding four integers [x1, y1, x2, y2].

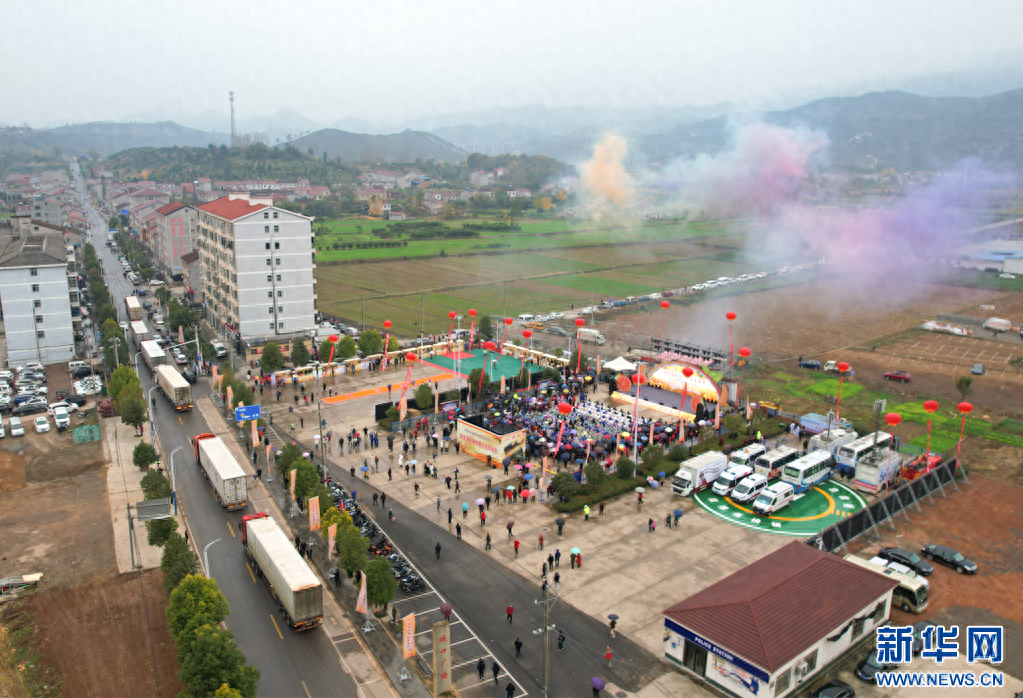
[[4, 569, 183, 698], [847, 476, 1023, 627], [626, 279, 1003, 357], [960, 290, 1023, 320]]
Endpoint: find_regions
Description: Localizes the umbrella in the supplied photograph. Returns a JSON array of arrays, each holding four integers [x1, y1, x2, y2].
[[507, 521, 515, 529], [515, 464, 523, 470], [592, 677, 605, 691], [574, 458, 584, 465], [360, 466, 369, 472], [409, 459, 418, 465], [493, 486, 502, 493], [484, 474, 493, 480], [462, 502, 468, 511], [560, 452, 571, 461], [673, 509, 683, 517], [302, 452, 310, 458], [555, 517, 565, 526], [440, 602, 452, 616], [651, 481, 660, 488], [658, 471, 666, 479], [476, 498, 485, 505], [607, 613, 619, 621], [506, 485, 516, 490], [571, 547, 581, 554], [523, 473, 534, 480], [635, 487, 645, 493]]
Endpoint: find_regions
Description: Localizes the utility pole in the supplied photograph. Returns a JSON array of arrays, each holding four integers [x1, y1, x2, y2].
[[420, 294, 425, 341], [108, 337, 122, 368], [503, 282, 507, 319], [317, 398, 326, 483], [532, 583, 558, 698], [361, 295, 365, 332]]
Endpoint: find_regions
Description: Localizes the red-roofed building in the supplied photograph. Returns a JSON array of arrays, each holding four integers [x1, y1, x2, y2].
[[662, 542, 897, 697], [196, 194, 315, 341], [129, 187, 171, 208]]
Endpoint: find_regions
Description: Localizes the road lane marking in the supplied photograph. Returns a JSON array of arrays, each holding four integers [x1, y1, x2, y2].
[[179, 416, 183, 425], [301, 680, 311, 698], [226, 520, 236, 538], [245, 562, 256, 583], [270, 614, 284, 639]]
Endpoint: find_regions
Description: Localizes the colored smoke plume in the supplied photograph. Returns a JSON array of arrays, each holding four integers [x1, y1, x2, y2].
[[579, 134, 635, 207]]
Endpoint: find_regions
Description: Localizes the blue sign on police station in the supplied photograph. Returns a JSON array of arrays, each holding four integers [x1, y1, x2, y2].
[[234, 405, 261, 422]]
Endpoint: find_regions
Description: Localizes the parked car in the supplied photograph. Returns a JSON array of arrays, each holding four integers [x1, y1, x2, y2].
[[0, 370, 14, 381], [34, 416, 50, 433], [55, 391, 87, 406], [971, 363, 985, 375], [921, 543, 977, 574], [119, 321, 129, 331], [48, 401, 80, 414], [799, 360, 821, 370], [878, 547, 933, 576], [884, 370, 911, 382], [912, 620, 937, 655], [856, 649, 898, 682], [14, 362, 44, 373], [9, 417, 25, 437], [14, 401, 48, 417], [548, 326, 568, 337], [183, 369, 198, 384], [0, 420, 5, 438], [16, 386, 48, 397], [809, 681, 856, 698]]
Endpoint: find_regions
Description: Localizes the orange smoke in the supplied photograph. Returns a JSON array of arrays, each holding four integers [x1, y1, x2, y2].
[[580, 134, 634, 207]]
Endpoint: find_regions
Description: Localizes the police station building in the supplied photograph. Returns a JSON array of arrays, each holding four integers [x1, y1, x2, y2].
[[663, 542, 898, 698]]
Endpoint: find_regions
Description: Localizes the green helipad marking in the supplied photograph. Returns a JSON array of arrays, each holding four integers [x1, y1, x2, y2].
[[693, 478, 867, 537]]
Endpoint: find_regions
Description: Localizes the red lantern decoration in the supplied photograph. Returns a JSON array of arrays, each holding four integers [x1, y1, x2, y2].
[[328, 334, 338, 343], [738, 347, 751, 358], [726, 311, 737, 321], [383, 320, 392, 329], [885, 413, 902, 427], [448, 311, 457, 320], [682, 366, 694, 378], [469, 309, 477, 317], [522, 329, 532, 339], [405, 353, 416, 362], [837, 361, 850, 373], [660, 300, 670, 310], [923, 400, 939, 413], [558, 402, 572, 416], [575, 318, 585, 327], [633, 373, 646, 385], [956, 401, 974, 472], [505, 317, 513, 326], [957, 402, 973, 414], [485, 340, 496, 351]]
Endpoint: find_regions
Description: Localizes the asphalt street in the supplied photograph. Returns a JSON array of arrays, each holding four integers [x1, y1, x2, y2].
[[74, 167, 361, 698]]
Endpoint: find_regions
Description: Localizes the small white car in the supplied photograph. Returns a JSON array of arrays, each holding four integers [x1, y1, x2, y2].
[[119, 321, 129, 331], [0, 370, 13, 381], [9, 417, 24, 437], [48, 401, 80, 414], [0, 421, 5, 438], [34, 416, 51, 433], [1000, 273, 1017, 279]]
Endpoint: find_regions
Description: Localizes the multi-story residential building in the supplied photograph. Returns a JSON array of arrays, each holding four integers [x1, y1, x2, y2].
[[469, 170, 495, 187], [15, 196, 64, 225], [129, 188, 171, 208], [152, 202, 197, 276], [0, 230, 77, 365], [196, 193, 316, 343]]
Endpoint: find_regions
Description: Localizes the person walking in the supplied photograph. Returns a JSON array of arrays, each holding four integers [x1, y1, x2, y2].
[[435, 542, 442, 559], [462, 502, 468, 518], [538, 534, 544, 551], [455, 479, 461, 494], [583, 504, 590, 521], [381, 493, 387, 508], [554, 549, 561, 567], [514, 638, 523, 657], [437, 495, 442, 511], [605, 646, 612, 667], [480, 511, 486, 527], [570, 552, 576, 569], [648, 517, 655, 532], [547, 553, 554, 570], [609, 618, 617, 638], [599, 502, 605, 516], [513, 539, 520, 556], [477, 657, 486, 680], [664, 512, 671, 529], [506, 605, 514, 623], [558, 631, 566, 651], [542, 562, 547, 578], [554, 571, 561, 590], [445, 475, 452, 489], [485, 533, 492, 550], [414, 482, 420, 497], [456, 523, 462, 540], [448, 508, 453, 524], [506, 682, 515, 698], [492, 661, 501, 684]]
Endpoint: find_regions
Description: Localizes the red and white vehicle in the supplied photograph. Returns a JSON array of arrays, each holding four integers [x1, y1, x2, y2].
[[884, 370, 911, 382]]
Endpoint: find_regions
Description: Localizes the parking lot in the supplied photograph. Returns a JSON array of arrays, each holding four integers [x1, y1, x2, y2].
[[880, 333, 1023, 382]]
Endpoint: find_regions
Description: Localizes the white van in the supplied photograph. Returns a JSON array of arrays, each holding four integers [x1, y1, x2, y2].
[[68, 361, 89, 372], [732, 473, 769, 503], [712, 465, 753, 496], [728, 443, 767, 469], [517, 314, 535, 322], [53, 406, 71, 430], [752, 482, 794, 516], [9, 416, 25, 437]]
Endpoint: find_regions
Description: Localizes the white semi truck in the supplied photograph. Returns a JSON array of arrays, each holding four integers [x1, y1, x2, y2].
[[140, 340, 167, 372], [240, 513, 323, 631], [672, 451, 729, 497], [193, 433, 247, 510]]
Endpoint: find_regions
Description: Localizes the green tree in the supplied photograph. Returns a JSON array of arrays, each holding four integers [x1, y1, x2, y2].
[[141, 469, 173, 499], [155, 286, 171, 307], [97, 303, 118, 327], [335, 335, 357, 360], [667, 444, 687, 462], [260, 342, 285, 373], [615, 457, 636, 479], [114, 379, 143, 412], [335, 524, 369, 576], [292, 459, 322, 501], [955, 376, 973, 401], [291, 339, 310, 367], [365, 557, 398, 610], [477, 313, 494, 340], [414, 382, 434, 411], [215, 684, 244, 698], [120, 394, 148, 433], [166, 574, 230, 639], [550, 472, 580, 497], [147, 515, 178, 546], [133, 441, 159, 470], [162, 533, 199, 593], [569, 347, 589, 372], [177, 624, 259, 698], [319, 339, 335, 362], [358, 329, 383, 356], [320, 506, 352, 532], [641, 445, 664, 466], [109, 365, 140, 405], [583, 461, 605, 485], [108, 215, 120, 229], [468, 368, 491, 396]]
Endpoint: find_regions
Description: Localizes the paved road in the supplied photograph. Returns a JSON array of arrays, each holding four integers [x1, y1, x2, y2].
[[73, 167, 362, 698]]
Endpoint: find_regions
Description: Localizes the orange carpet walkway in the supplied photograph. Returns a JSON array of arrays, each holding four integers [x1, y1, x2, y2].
[[321, 373, 455, 405]]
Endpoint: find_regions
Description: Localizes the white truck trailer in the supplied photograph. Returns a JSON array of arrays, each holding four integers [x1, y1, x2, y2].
[[240, 513, 323, 631], [140, 340, 167, 372], [124, 295, 143, 322], [130, 320, 150, 349], [672, 451, 729, 497], [853, 449, 903, 494], [577, 327, 606, 345], [155, 365, 192, 411], [809, 427, 858, 455], [193, 433, 247, 510]]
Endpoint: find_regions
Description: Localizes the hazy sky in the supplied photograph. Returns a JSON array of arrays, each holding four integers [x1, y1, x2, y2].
[[4, 0, 1023, 127]]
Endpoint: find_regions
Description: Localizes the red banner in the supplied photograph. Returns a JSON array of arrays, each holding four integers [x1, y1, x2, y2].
[[382, 332, 390, 369]]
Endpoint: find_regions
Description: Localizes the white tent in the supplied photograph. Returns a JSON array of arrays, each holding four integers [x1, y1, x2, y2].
[[603, 356, 637, 372]]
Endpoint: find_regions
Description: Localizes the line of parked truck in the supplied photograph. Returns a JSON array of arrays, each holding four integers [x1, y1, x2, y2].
[[671, 427, 908, 516]]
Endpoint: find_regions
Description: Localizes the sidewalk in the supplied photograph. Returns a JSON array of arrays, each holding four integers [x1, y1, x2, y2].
[[104, 416, 184, 573]]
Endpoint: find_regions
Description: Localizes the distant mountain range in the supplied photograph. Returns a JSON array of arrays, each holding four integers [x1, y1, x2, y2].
[[0, 121, 227, 156], [288, 129, 466, 163]]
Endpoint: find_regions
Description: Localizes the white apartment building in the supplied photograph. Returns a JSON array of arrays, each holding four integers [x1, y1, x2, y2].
[[0, 232, 76, 365], [153, 202, 198, 276], [196, 194, 316, 342]]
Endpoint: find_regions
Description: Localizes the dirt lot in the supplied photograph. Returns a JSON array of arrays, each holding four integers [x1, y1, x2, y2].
[[618, 278, 1002, 358], [3, 569, 183, 698], [847, 476, 1023, 628], [960, 290, 1023, 320]]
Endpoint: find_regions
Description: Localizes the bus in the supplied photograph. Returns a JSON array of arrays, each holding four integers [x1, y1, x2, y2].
[[843, 555, 929, 614], [781, 451, 835, 493], [836, 432, 893, 476], [754, 445, 800, 480]]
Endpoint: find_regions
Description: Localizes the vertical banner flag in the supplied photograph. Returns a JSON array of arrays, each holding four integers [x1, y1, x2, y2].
[[500, 374, 506, 394], [597, 355, 602, 375], [309, 495, 320, 531], [402, 614, 417, 659], [632, 364, 645, 445], [289, 468, 297, 499], [251, 418, 258, 448], [356, 570, 369, 613], [433, 621, 453, 693], [396, 359, 415, 421], [178, 325, 184, 345], [434, 389, 439, 414], [265, 443, 271, 463], [226, 385, 233, 409], [327, 523, 337, 559], [399, 397, 408, 422]]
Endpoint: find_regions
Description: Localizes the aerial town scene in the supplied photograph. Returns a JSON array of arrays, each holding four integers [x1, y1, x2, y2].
[[2, 2, 1023, 698]]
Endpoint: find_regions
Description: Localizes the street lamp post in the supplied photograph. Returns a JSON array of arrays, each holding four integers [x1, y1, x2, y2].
[[148, 386, 158, 446], [170, 446, 184, 516]]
